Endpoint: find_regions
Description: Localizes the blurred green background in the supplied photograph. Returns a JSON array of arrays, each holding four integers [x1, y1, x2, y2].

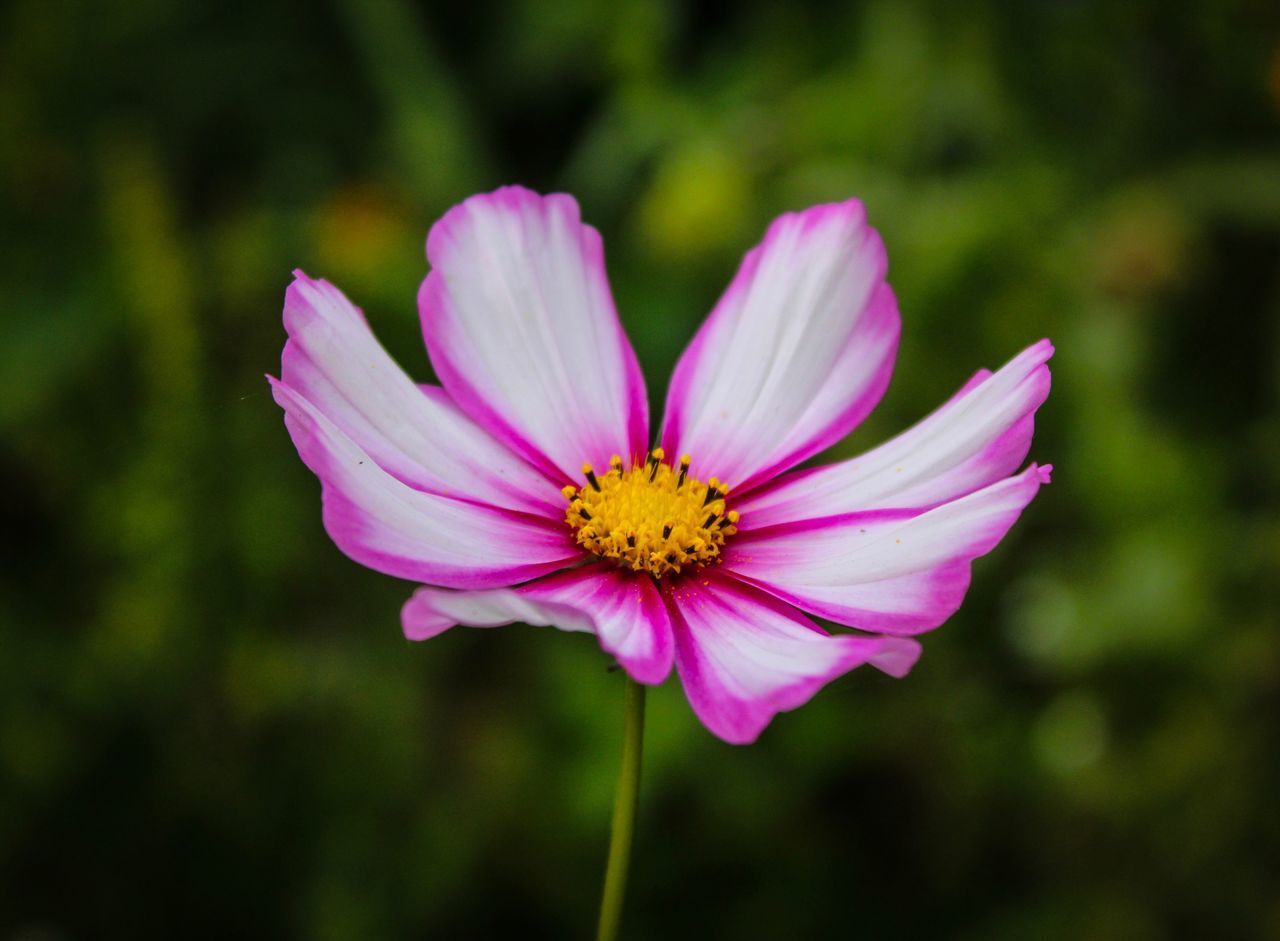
[[3, 0, 1279, 937]]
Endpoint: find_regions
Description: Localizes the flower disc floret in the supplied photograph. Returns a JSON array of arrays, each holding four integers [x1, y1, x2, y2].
[[563, 449, 740, 578]]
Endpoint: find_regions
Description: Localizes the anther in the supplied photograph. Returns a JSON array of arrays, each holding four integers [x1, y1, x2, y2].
[[610, 454, 623, 471], [647, 448, 664, 482], [676, 454, 691, 488], [578, 508, 592, 520], [662, 524, 673, 539], [582, 463, 601, 491], [702, 512, 719, 528], [561, 485, 578, 500]]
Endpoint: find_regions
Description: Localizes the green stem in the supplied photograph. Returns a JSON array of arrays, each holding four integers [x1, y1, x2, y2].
[[596, 675, 646, 941]]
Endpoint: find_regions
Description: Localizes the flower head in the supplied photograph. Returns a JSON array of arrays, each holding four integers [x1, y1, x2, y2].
[[271, 186, 1052, 744]]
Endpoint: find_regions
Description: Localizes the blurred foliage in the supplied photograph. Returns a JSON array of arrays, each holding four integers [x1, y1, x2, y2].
[[2, 0, 1279, 938]]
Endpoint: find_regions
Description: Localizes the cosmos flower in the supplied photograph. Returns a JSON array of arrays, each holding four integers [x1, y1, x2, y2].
[[271, 186, 1051, 744]]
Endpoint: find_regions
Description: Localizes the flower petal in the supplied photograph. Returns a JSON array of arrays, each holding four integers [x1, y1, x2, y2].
[[666, 573, 920, 744], [724, 464, 1051, 634], [282, 271, 563, 517], [401, 562, 674, 683], [420, 186, 649, 481], [271, 378, 582, 589], [736, 340, 1053, 528], [660, 200, 900, 492]]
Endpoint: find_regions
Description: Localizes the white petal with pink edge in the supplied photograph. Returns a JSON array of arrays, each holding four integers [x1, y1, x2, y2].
[[401, 562, 674, 684], [666, 573, 920, 744], [421, 186, 649, 482], [724, 464, 1051, 634], [281, 272, 563, 518], [737, 340, 1053, 528], [660, 200, 900, 493], [271, 378, 582, 589]]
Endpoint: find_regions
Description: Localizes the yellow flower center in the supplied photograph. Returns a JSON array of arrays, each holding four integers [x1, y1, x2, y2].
[[563, 449, 740, 578]]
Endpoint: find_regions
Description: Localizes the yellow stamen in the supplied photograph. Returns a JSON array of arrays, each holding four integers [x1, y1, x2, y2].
[[564, 451, 739, 578]]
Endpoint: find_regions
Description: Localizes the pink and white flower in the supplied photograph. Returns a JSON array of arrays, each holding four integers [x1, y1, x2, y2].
[[272, 186, 1052, 744]]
